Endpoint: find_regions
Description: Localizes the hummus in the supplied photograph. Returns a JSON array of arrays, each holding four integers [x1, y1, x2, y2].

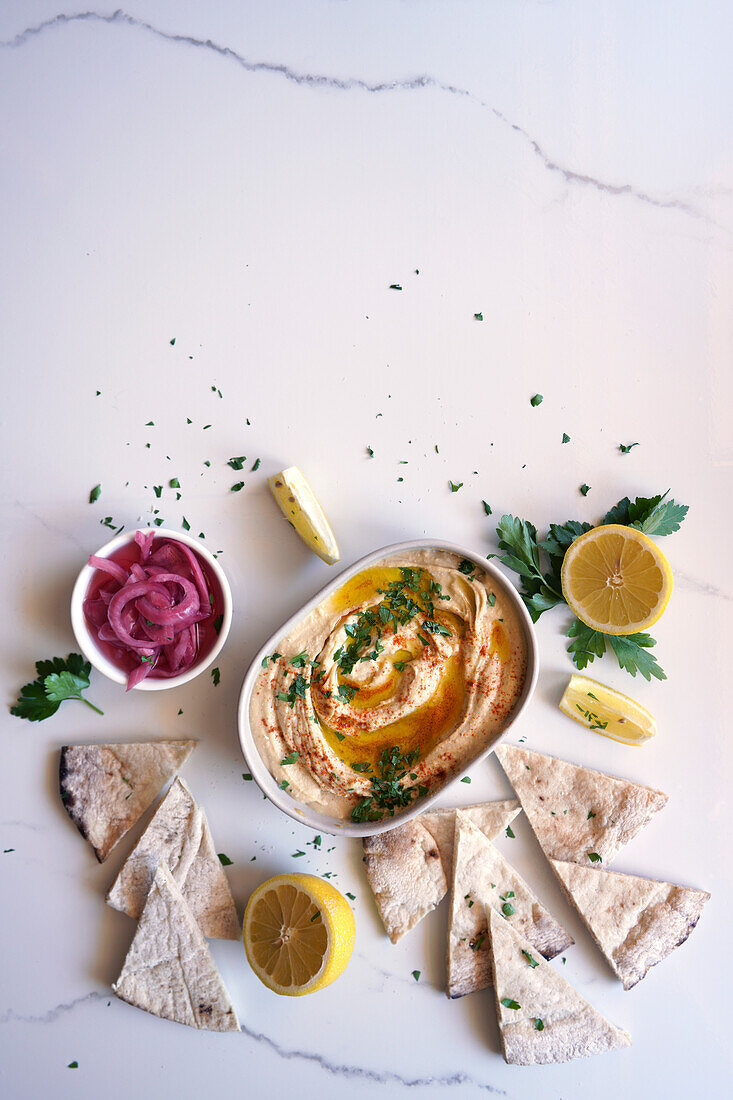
[[249, 549, 527, 822]]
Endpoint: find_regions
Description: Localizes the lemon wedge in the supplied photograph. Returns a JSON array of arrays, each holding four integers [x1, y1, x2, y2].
[[559, 674, 657, 746], [560, 524, 673, 635], [268, 466, 340, 564], [243, 873, 355, 996]]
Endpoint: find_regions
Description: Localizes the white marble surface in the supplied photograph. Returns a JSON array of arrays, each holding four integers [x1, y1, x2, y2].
[[1, 2, 732, 1097]]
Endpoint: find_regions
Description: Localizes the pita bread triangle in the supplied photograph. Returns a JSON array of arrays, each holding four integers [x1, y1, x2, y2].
[[550, 858, 710, 990], [494, 743, 667, 865], [487, 908, 631, 1065], [112, 861, 240, 1032], [362, 801, 520, 944], [107, 777, 239, 940], [447, 812, 573, 998], [59, 740, 197, 862]]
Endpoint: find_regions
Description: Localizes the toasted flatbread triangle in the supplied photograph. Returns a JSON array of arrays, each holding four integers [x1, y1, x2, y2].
[[112, 861, 240, 1031], [550, 859, 710, 990], [447, 812, 573, 998], [494, 744, 667, 865], [106, 777, 239, 940], [487, 908, 631, 1065], [362, 801, 520, 944], [59, 740, 197, 861]]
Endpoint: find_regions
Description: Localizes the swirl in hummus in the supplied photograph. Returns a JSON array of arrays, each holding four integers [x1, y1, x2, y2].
[[249, 549, 527, 822]]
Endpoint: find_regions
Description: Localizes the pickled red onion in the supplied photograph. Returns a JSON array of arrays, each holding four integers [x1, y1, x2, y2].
[[83, 533, 217, 689]]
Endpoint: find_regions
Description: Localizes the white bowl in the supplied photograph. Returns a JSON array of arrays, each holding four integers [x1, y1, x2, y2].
[[238, 539, 538, 836], [71, 528, 233, 691]]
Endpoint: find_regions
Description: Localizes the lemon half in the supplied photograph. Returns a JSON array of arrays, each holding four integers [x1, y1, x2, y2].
[[268, 466, 340, 564], [560, 524, 673, 635], [243, 873, 355, 996], [559, 674, 657, 746]]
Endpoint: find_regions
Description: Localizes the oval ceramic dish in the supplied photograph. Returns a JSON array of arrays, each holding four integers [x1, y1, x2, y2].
[[71, 528, 233, 691], [238, 540, 538, 837]]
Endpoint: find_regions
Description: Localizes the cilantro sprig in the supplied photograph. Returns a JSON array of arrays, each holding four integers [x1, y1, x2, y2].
[[11, 654, 103, 722], [491, 491, 688, 681]]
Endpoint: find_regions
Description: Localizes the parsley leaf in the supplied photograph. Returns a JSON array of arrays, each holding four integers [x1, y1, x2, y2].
[[530, 394, 543, 407], [522, 949, 539, 968], [449, 480, 463, 493], [280, 752, 300, 765], [607, 632, 666, 681], [619, 442, 639, 454], [11, 654, 103, 721], [495, 515, 564, 622], [501, 998, 521, 1010]]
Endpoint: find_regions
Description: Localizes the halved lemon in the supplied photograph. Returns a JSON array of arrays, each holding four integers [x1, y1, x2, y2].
[[268, 466, 340, 564], [243, 873, 355, 996], [559, 674, 657, 746], [560, 524, 673, 635]]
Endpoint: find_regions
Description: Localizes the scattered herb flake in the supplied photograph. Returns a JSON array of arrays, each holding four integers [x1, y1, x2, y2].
[[242, 773, 253, 781], [530, 394, 543, 407], [389, 283, 402, 290], [522, 950, 539, 969], [562, 432, 570, 444], [89, 484, 101, 504], [231, 482, 245, 492], [449, 480, 463, 493], [501, 998, 521, 1010], [587, 852, 602, 863], [211, 667, 220, 686], [482, 500, 492, 515], [474, 312, 483, 321], [505, 825, 515, 839], [619, 442, 639, 454], [412, 970, 421, 982], [217, 853, 233, 866], [580, 484, 590, 496], [460, 776, 471, 784], [251, 458, 261, 471]]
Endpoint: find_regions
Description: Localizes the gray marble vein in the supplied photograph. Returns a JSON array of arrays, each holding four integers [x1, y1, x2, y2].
[[239, 1018, 507, 1092], [0, 8, 717, 228], [0, 988, 505, 1090], [0, 991, 104, 1025]]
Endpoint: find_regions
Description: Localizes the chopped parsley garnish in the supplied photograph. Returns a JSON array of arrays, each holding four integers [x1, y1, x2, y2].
[[231, 482, 244, 492], [292, 850, 305, 858], [67, 1061, 79, 1069], [181, 517, 191, 531], [89, 484, 101, 503], [522, 950, 539, 968], [351, 762, 371, 773], [211, 667, 220, 686], [580, 483, 591, 496], [482, 500, 492, 515], [213, 615, 224, 635], [277, 673, 308, 708], [251, 458, 261, 471], [389, 283, 402, 290], [351, 746, 421, 823], [346, 892, 355, 900], [227, 456, 246, 469], [449, 480, 463, 492], [278, 779, 290, 790], [501, 902, 515, 917], [474, 312, 483, 321], [501, 998, 521, 1010], [169, 477, 180, 488], [487, 592, 496, 606], [461, 777, 471, 784], [562, 433, 570, 444], [153, 486, 163, 498], [242, 773, 253, 781], [261, 651, 282, 668], [530, 394, 543, 407], [366, 446, 374, 457], [458, 558, 476, 577], [310, 909, 320, 921], [535, 1018, 544, 1031], [412, 970, 421, 982], [11, 654, 103, 722], [619, 442, 639, 454], [337, 683, 358, 703], [587, 851, 602, 863], [505, 825, 515, 838], [290, 651, 310, 668], [217, 853, 233, 866], [280, 752, 299, 765]]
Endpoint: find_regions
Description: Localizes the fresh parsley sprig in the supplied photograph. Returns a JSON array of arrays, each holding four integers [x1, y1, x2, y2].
[[11, 654, 103, 722], [491, 491, 688, 681]]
